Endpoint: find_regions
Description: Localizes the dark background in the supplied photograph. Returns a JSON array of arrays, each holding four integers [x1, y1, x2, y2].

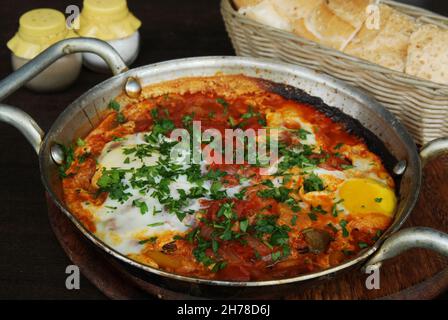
[[0, 0, 446, 300]]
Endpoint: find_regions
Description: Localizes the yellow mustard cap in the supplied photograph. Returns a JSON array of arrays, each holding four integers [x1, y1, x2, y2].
[[7, 8, 77, 59], [78, 0, 141, 40]]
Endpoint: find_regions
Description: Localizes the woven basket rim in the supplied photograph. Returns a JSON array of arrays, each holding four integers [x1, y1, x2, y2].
[[222, 0, 448, 92]]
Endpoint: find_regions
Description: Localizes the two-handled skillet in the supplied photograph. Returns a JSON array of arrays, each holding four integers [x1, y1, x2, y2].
[[0, 38, 447, 297]]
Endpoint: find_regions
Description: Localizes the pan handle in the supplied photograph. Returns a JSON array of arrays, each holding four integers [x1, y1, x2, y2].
[[0, 104, 44, 154], [365, 137, 448, 269], [0, 38, 128, 102], [420, 137, 448, 167], [364, 227, 448, 268], [0, 38, 128, 154]]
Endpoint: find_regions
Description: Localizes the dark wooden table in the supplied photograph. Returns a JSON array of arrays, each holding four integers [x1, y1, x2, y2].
[[0, 0, 446, 299]]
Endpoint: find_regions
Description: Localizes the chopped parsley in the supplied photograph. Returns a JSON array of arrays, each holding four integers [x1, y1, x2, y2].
[[258, 117, 267, 126], [138, 237, 157, 245], [108, 100, 120, 111], [76, 138, 86, 147], [334, 143, 344, 150], [217, 202, 236, 220], [147, 222, 165, 227], [277, 144, 320, 172], [227, 116, 237, 128], [290, 215, 298, 226], [332, 199, 344, 217], [285, 197, 301, 212], [123, 143, 156, 160], [372, 230, 383, 242], [339, 220, 349, 237], [234, 188, 247, 200], [97, 168, 131, 203], [327, 223, 338, 233], [77, 152, 90, 164], [216, 97, 230, 115], [311, 205, 327, 215], [216, 97, 229, 108], [181, 113, 195, 130], [358, 241, 369, 249], [132, 199, 149, 214], [239, 218, 249, 233], [297, 128, 311, 140], [257, 186, 291, 202], [116, 112, 126, 124], [210, 181, 227, 200], [253, 215, 291, 259], [57, 144, 75, 178], [303, 173, 325, 193], [241, 106, 257, 119]]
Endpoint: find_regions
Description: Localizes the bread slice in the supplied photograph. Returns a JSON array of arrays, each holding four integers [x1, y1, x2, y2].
[[326, 0, 372, 28], [344, 5, 394, 65], [303, 2, 358, 50], [233, 0, 263, 9], [406, 24, 448, 84], [271, 0, 323, 20], [344, 5, 416, 72], [269, 0, 323, 43], [238, 0, 292, 32]]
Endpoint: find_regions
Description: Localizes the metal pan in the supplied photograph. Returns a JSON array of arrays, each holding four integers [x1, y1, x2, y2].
[[0, 38, 447, 294]]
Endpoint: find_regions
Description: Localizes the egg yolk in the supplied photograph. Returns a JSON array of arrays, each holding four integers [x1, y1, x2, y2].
[[338, 178, 397, 217]]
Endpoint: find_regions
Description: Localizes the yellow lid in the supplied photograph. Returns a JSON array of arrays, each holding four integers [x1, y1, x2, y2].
[[78, 0, 141, 40], [7, 9, 78, 59]]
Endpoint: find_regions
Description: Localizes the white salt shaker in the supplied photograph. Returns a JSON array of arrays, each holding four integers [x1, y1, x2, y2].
[[7, 9, 82, 92], [76, 0, 141, 73]]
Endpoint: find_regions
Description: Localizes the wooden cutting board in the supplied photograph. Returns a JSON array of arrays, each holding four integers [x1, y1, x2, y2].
[[47, 154, 448, 300]]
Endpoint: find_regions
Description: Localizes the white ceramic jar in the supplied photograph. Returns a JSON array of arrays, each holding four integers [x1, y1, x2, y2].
[[11, 53, 82, 92], [82, 31, 140, 73], [76, 0, 141, 73], [7, 9, 82, 92]]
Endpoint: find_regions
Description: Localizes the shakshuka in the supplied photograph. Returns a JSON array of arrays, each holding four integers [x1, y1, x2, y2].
[[60, 75, 397, 281]]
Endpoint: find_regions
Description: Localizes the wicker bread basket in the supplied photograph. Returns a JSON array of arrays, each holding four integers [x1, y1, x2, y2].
[[221, 0, 448, 145]]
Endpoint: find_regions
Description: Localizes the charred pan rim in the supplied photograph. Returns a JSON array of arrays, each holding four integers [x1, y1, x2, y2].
[[259, 78, 399, 180]]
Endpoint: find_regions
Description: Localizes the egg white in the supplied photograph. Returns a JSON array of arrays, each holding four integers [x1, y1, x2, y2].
[[85, 133, 248, 255]]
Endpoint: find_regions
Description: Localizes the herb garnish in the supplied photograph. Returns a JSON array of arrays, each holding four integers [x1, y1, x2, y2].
[[108, 100, 120, 111], [97, 168, 131, 203], [303, 173, 325, 193], [147, 222, 165, 227], [58, 144, 75, 178], [339, 220, 349, 237]]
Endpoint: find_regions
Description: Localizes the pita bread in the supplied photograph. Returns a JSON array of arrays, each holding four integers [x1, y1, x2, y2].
[[233, 0, 262, 9], [344, 5, 416, 72], [304, 2, 358, 50], [268, 0, 323, 43], [406, 24, 448, 84], [326, 0, 372, 28], [239, 0, 293, 32], [271, 0, 323, 20]]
